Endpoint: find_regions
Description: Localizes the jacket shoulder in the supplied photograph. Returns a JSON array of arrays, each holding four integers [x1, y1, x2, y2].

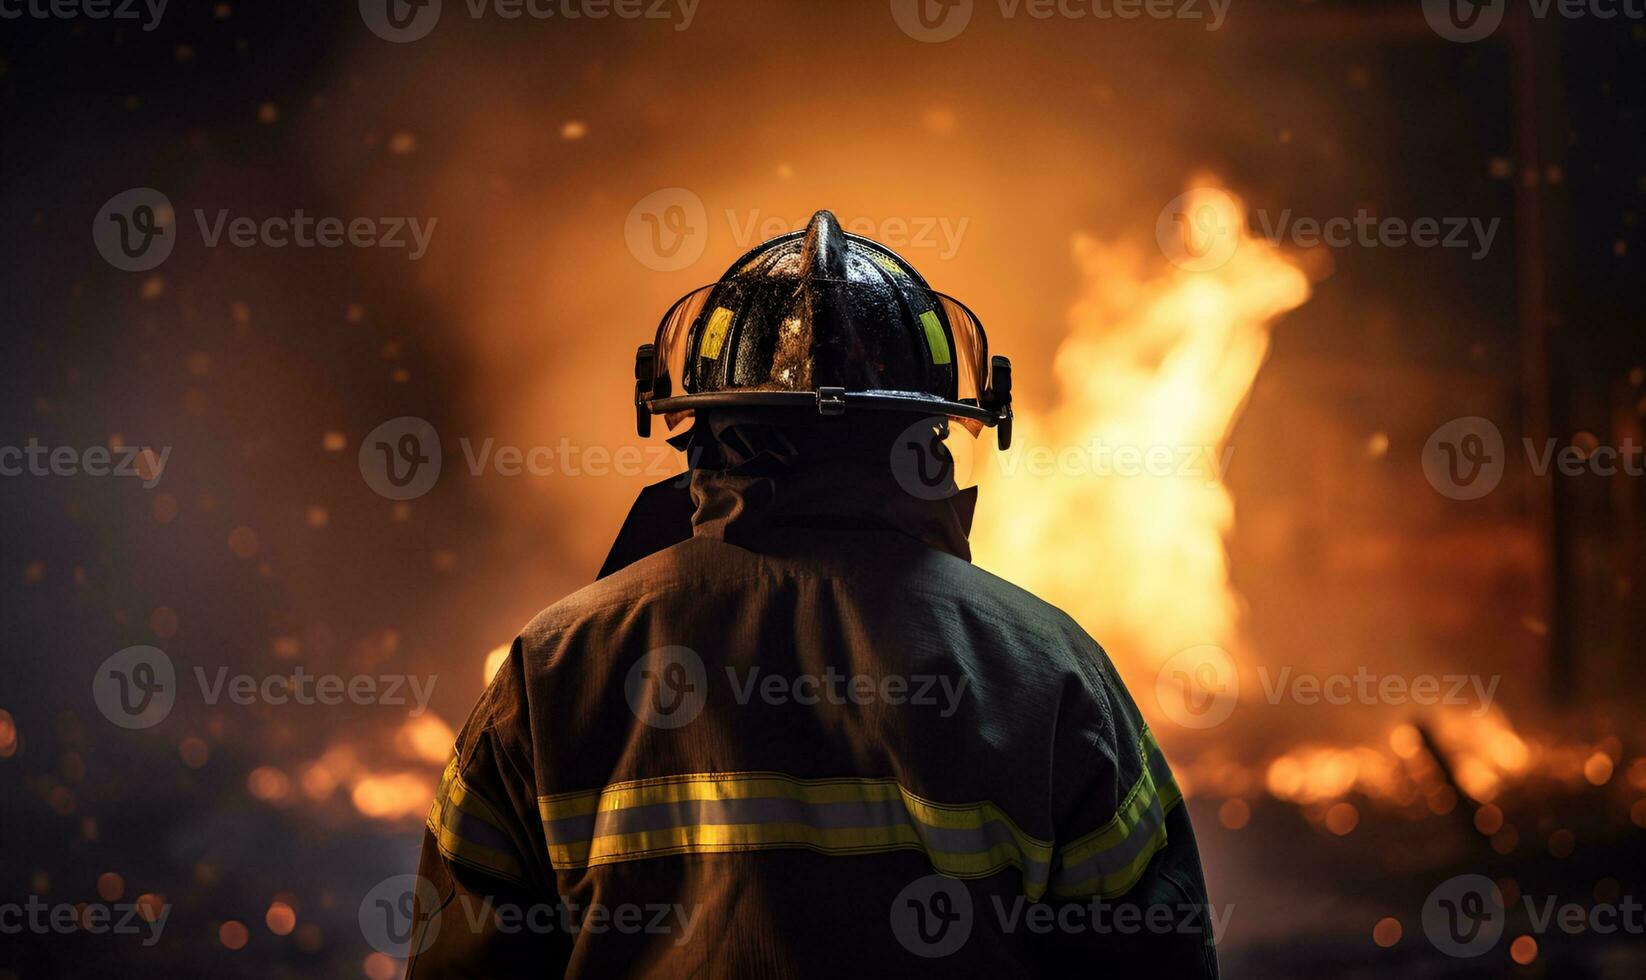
[[517, 537, 728, 641], [928, 552, 1108, 665]]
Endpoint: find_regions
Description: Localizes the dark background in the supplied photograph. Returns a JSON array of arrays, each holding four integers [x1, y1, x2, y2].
[[2, 0, 1643, 976]]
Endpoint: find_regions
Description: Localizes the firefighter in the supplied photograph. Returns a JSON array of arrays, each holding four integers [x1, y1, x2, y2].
[[405, 211, 1219, 977]]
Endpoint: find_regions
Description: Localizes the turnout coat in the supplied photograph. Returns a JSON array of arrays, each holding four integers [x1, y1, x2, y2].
[[406, 444, 1218, 978]]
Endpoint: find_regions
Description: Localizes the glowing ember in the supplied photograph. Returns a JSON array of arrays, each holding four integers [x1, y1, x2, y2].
[[352, 772, 434, 821], [266, 900, 297, 936], [247, 766, 291, 802], [1224, 706, 1629, 814], [484, 643, 510, 685], [1432, 708, 1531, 803], [396, 713, 456, 765], [292, 714, 456, 822]]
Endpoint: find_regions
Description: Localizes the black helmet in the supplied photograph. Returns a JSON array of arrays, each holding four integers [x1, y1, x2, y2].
[[634, 210, 1013, 448]]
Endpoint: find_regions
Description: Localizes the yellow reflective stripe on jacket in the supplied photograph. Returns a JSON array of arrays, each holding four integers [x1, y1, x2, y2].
[[536, 731, 1180, 902], [428, 758, 525, 883], [539, 772, 1056, 898], [1048, 729, 1182, 900]]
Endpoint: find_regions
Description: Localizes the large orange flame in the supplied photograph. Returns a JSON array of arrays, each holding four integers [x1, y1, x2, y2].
[[971, 182, 1311, 684]]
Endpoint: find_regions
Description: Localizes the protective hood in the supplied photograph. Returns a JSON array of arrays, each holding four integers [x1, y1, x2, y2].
[[598, 412, 976, 578]]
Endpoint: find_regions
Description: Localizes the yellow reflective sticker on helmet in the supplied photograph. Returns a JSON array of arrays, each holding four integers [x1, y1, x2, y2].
[[919, 309, 952, 365], [869, 252, 907, 277], [699, 307, 734, 360]]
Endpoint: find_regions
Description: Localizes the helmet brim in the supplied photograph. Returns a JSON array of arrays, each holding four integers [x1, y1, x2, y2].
[[647, 390, 998, 432]]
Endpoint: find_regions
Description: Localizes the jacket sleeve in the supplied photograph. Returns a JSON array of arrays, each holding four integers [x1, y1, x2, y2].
[[405, 643, 572, 979], [1039, 638, 1220, 978]]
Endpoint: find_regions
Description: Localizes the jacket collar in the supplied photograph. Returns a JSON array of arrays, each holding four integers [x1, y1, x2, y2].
[[687, 455, 976, 561], [597, 415, 979, 580]]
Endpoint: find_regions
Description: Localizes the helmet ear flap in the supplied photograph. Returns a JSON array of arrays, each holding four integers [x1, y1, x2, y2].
[[986, 356, 1013, 450], [635, 344, 657, 438]]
